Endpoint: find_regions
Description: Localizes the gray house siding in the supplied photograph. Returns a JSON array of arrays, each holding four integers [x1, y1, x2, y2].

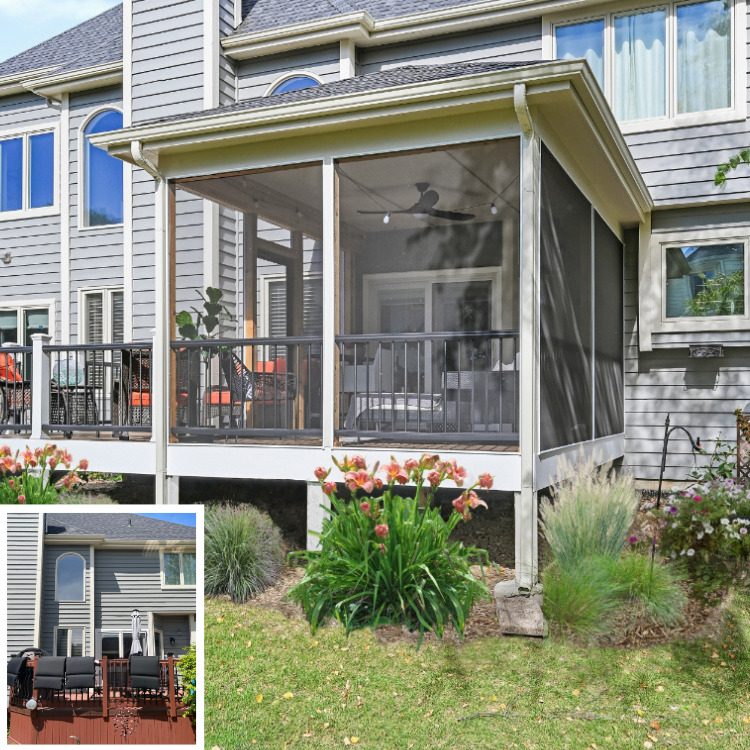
[[236, 46, 340, 100], [7, 514, 41, 658], [624, 208, 750, 482], [41, 545, 91, 656], [358, 21, 543, 74], [154, 613, 192, 658], [68, 87, 125, 341], [0, 93, 63, 339], [219, 0, 238, 106]]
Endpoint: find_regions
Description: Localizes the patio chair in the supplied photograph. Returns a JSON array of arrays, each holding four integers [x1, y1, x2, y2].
[[112, 349, 151, 427], [64, 657, 96, 689], [129, 655, 160, 690], [7, 656, 27, 688], [33, 656, 66, 691], [0, 351, 31, 428]]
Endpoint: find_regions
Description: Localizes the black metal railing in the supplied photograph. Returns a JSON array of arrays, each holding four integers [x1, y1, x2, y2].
[[0, 345, 32, 434], [336, 331, 519, 442], [169, 337, 323, 441], [43, 343, 153, 437]]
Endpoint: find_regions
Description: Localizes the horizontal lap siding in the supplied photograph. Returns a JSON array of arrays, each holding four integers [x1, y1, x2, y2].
[[69, 88, 125, 341], [154, 613, 191, 657], [41, 545, 91, 656], [0, 94, 62, 337], [95, 550, 196, 635], [237, 46, 340, 100], [358, 21, 543, 74], [7, 514, 40, 658], [219, 204, 238, 329], [623, 213, 750, 482], [219, 0, 237, 106]]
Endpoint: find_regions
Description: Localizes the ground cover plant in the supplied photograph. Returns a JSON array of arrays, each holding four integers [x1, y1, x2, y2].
[[205, 504, 285, 603], [204, 588, 750, 749], [288, 454, 492, 644], [0, 443, 87, 503], [540, 456, 686, 636]]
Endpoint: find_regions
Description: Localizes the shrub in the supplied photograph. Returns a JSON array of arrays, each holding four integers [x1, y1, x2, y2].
[[542, 560, 623, 637], [604, 552, 686, 626], [177, 643, 196, 722], [288, 455, 492, 646], [688, 436, 737, 483], [540, 455, 639, 569], [204, 504, 285, 603], [0, 443, 87, 504], [659, 479, 750, 574]]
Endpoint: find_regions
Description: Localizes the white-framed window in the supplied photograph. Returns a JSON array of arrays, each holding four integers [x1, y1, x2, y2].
[[54, 626, 86, 657], [548, 0, 744, 132], [0, 125, 58, 218], [80, 109, 124, 227], [265, 72, 322, 96], [0, 302, 53, 347], [645, 227, 749, 336], [80, 287, 124, 345], [160, 550, 196, 589], [55, 552, 86, 602], [259, 272, 323, 339]]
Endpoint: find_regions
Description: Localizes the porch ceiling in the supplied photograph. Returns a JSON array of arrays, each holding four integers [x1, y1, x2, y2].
[[92, 59, 653, 226]]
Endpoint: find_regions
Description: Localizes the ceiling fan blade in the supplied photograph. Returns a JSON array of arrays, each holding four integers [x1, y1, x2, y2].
[[428, 209, 475, 221]]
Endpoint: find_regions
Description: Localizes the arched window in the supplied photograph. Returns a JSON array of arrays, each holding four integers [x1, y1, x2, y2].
[[83, 110, 123, 226], [56, 553, 85, 601], [269, 75, 320, 95]]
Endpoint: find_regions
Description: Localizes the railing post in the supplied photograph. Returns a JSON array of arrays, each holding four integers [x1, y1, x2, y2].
[[101, 656, 108, 719], [31, 656, 39, 710], [167, 655, 176, 718], [31, 334, 52, 439]]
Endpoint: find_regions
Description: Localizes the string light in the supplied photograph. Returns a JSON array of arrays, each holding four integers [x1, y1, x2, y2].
[[383, 212, 391, 224], [490, 202, 498, 215]]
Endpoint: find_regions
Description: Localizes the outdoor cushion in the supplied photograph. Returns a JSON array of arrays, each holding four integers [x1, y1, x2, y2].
[[64, 657, 96, 688], [129, 655, 160, 690], [0, 353, 22, 383], [33, 656, 66, 690], [7, 656, 26, 687], [129, 391, 151, 407]]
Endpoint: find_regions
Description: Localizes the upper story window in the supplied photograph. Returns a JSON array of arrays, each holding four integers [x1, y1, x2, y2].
[[56, 553, 85, 601], [553, 0, 733, 126], [161, 550, 196, 588], [83, 110, 123, 227], [0, 129, 55, 215], [268, 75, 320, 96]]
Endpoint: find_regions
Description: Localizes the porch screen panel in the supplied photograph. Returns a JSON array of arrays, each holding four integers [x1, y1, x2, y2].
[[540, 145, 593, 451], [594, 214, 624, 438]]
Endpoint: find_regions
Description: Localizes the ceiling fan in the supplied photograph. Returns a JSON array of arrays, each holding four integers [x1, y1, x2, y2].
[[358, 182, 475, 223]]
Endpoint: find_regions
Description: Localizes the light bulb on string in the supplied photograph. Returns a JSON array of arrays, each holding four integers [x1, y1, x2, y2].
[[490, 202, 498, 215], [383, 212, 391, 224]]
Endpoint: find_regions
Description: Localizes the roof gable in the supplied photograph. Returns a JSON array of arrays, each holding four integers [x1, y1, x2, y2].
[[45, 513, 195, 541]]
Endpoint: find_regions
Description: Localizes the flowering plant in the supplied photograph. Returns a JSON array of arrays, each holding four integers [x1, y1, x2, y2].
[[0, 444, 87, 504], [658, 478, 750, 569], [289, 454, 492, 645]]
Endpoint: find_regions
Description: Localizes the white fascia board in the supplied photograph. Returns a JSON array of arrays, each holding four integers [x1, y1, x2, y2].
[[44, 535, 195, 549], [23, 61, 123, 102], [221, 0, 592, 60], [0, 66, 59, 97]]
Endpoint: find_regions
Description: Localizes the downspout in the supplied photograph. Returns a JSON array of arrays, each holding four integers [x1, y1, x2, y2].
[[131, 141, 170, 504], [512, 84, 540, 589]]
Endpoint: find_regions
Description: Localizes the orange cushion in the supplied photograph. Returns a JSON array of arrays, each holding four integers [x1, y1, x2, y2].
[[205, 390, 239, 406], [130, 391, 151, 407], [0, 353, 22, 383]]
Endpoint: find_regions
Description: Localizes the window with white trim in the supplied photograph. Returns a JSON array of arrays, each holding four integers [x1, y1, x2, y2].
[[55, 627, 85, 657], [268, 75, 320, 95], [0, 128, 55, 215], [646, 228, 750, 337], [55, 553, 85, 602], [0, 305, 50, 347], [97, 629, 160, 658], [80, 287, 124, 389], [82, 110, 123, 226], [553, 0, 735, 124], [161, 551, 196, 588]]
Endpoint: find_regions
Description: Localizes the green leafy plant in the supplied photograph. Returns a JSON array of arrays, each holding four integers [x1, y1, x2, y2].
[[288, 455, 493, 646], [715, 147, 750, 187], [178, 643, 197, 722], [688, 435, 737, 482], [540, 455, 639, 570], [685, 270, 744, 317], [204, 504, 285, 603], [0, 443, 87, 504], [176, 287, 233, 342]]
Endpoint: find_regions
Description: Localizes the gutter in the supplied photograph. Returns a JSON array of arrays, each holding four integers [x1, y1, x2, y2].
[[23, 61, 123, 103]]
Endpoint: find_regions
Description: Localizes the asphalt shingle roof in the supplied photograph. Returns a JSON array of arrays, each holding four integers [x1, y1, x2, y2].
[[144, 60, 539, 126], [45, 513, 196, 541], [235, 0, 487, 35], [0, 4, 122, 80]]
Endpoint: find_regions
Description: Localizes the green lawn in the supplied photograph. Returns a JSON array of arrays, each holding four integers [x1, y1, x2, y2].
[[205, 591, 750, 750]]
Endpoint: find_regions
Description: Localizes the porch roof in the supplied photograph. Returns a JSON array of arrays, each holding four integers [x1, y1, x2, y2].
[[93, 58, 653, 225]]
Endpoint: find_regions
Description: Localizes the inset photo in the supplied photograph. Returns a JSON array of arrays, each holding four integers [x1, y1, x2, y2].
[[7, 510, 199, 745]]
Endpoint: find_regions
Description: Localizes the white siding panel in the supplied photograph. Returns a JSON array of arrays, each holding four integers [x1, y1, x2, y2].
[[7, 514, 41, 658]]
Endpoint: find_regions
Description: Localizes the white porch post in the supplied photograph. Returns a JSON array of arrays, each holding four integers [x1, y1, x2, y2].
[[307, 481, 330, 551], [321, 156, 336, 448], [515, 84, 540, 589], [30, 333, 52, 439], [153, 178, 170, 504]]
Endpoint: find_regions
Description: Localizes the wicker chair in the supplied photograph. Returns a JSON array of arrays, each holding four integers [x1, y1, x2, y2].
[[112, 349, 152, 427]]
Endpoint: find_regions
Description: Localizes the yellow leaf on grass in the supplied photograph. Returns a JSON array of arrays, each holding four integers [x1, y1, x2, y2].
[[350, 738, 360, 744], [743, 717, 750, 724], [216, 617, 224, 623], [572, 689, 580, 696], [246, 641, 252, 649], [284, 692, 294, 699], [256, 695, 263, 703]]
